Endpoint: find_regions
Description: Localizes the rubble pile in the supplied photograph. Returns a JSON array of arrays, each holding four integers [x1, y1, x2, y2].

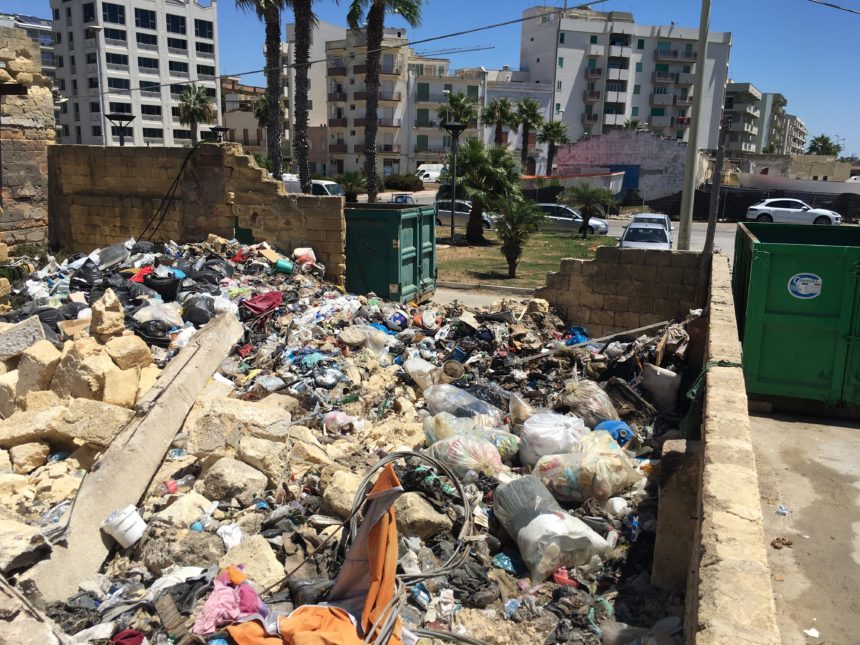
[[0, 236, 700, 644]]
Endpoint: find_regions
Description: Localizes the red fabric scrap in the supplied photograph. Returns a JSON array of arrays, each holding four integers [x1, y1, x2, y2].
[[129, 266, 154, 283]]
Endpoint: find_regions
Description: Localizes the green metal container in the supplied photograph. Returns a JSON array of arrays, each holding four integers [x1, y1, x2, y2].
[[733, 222, 860, 405], [344, 204, 436, 302]]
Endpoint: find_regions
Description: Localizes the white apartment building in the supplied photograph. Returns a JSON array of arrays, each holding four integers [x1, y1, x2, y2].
[[752, 92, 786, 153], [51, 0, 220, 146], [723, 81, 761, 153], [519, 7, 731, 149], [781, 114, 807, 156]]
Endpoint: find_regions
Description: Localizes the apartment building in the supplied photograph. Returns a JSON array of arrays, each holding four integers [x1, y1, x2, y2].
[[752, 92, 787, 153], [519, 7, 731, 149], [781, 114, 807, 156], [51, 0, 220, 146], [220, 76, 265, 155], [723, 82, 761, 153]]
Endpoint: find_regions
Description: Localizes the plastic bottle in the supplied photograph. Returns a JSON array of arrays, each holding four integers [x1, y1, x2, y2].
[[156, 474, 196, 496]]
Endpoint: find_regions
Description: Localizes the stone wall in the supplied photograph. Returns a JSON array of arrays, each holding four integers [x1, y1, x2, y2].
[[48, 143, 346, 283], [0, 27, 55, 247], [685, 255, 780, 644], [535, 247, 704, 337], [555, 130, 710, 200]]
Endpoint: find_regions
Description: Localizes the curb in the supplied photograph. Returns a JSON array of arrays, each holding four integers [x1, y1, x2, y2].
[[436, 280, 536, 295]]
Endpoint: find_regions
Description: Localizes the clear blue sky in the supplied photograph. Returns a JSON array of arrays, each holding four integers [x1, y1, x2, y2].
[[3, 0, 857, 154]]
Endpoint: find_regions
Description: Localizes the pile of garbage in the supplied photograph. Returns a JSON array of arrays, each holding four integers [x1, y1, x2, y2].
[[0, 235, 698, 644]]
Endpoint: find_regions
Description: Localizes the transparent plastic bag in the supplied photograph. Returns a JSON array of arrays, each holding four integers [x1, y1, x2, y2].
[[132, 301, 184, 328], [423, 412, 520, 461], [509, 392, 535, 425], [424, 434, 504, 478], [494, 475, 609, 581], [404, 357, 438, 392], [641, 363, 681, 413], [534, 431, 641, 503], [561, 378, 619, 429], [346, 324, 394, 362], [423, 384, 503, 429], [519, 413, 588, 467]]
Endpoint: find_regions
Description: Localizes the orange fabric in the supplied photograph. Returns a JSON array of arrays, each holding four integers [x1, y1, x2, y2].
[[227, 565, 249, 585], [361, 464, 402, 645], [226, 620, 283, 645], [278, 606, 363, 645]]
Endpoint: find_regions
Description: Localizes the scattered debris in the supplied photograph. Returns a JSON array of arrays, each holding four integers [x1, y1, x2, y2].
[[770, 537, 793, 550]]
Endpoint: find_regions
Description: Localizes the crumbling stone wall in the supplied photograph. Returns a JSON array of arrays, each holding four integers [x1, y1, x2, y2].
[[535, 247, 704, 337], [0, 27, 55, 247], [48, 143, 346, 283]]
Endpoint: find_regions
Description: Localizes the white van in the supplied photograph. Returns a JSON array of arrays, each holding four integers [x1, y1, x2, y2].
[[415, 164, 444, 184], [282, 177, 345, 196]]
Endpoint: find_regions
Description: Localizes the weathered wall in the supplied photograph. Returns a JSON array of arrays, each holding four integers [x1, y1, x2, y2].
[[535, 247, 704, 337], [555, 130, 710, 200], [0, 27, 55, 247], [685, 255, 780, 644], [48, 143, 346, 283]]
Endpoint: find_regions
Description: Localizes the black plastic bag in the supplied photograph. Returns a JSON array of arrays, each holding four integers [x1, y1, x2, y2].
[[70, 259, 100, 293], [57, 302, 88, 321], [143, 274, 181, 302], [35, 306, 65, 332], [133, 319, 172, 348], [182, 295, 215, 327]]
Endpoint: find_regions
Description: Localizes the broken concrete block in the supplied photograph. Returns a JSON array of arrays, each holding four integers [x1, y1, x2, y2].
[[201, 457, 267, 505], [17, 390, 62, 412], [0, 511, 51, 573], [184, 398, 291, 456], [0, 449, 11, 473], [154, 491, 214, 528], [102, 367, 140, 409], [394, 492, 453, 540], [238, 435, 288, 485], [50, 338, 114, 400], [10, 442, 50, 474], [322, 469, 362, 519], [257, 392, 302, 414], [69, 445, 100, 471], [290, 441, 333, 469], [16, 340, 62, 396], [105, 335, 152, 370], [141, 526, 226, 576], [0, 316, 45, 361], [89, 289, 126, 341], [219, 534, 283, 593], [0, 370, 18, 418], [135, 364, 160, 404], [56, 318, 90, 341]]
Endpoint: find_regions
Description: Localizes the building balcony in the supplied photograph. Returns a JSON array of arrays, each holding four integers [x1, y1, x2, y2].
[[170, 70, 189, 78], [676, 72, 695, 85], [328, 92, 347, 102], [416, 92, 449, 104], [327, 65, 347, 77], [141, 89, 161, 98], [354, 91, 402, 102], [328, 117, 347, 127], [676, 95, 694, 107], [355, 143, 401, 154], [650, 93, 675, 106], [609, 45, 632, 58], [583, 90, 601, 102], [738, 103, 760, 118], [582, 113, 600, 125], [730, 120, 758, 135], [105, 38, 127, 47], [607, 68, 629, 81], [588, 44, 605, 56], [674, 116, 691, 127], [141, 113, 161, 121], [137, 42, 158, 52], [106, 63, 128, 72], [584, 67, 603, 79], [197, 49, 214, 59], [604, 91, 627, 103], [329, 143, 347, 154], [355, 65, 401, 77], [86, 63, 98, 74], [168, 47, 188, 56], [414, 146, 448, 155], [654, 49, 697, 62], [603, 113, 626, 126], [355, 118, 400, 128], [653, 71, 676, 84], [650, 115, 672, 127], [413, 119, 439, 129]]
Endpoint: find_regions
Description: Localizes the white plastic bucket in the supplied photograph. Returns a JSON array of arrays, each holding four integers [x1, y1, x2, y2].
[[101, 505, 147, 549]]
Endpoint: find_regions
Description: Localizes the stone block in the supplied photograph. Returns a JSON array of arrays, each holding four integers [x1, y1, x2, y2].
[[0, 370, 17, 419], [322, 469, 362, 519], [238, 434, 288, 485], [619, 248, 647, 264], [105, 335, 152, 370], [15, 340, 62, 396], [218, 534, 283, 593], [579, 291, 604, 310], [580, 261, 604, 279], [201, 457, 267, 505], [589, 309, 615, 326], [394, 492, 453, 539], [89, 289, 126, 341], [50, 338, 114, 401], [17, 389, 62, 412], [0, 316, 45, 361], [603, 295, 629, 314], [614, 311, 641, 329], [594, 246, 621, 264], [644, 251, 672, 267], [559, 258, 583, 276], [10, 441, 50, 474], [545, 272, 563, 290], [136, 364, 160, 403], [671, 251, 701, 268], [102, 367, 140, 409]]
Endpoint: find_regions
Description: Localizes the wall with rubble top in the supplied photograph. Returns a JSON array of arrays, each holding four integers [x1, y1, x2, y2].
[[47, 143, 346, 283], [535, 247, 705, 337], [0, 27, 55, 248]]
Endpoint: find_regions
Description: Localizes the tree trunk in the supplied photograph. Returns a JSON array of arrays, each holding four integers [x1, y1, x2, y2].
[[547, 142, 556, 175], [292, 0, 312, 193], [363, 3, 385, 203], [494, 121, 503, 146], [191, 122, 198, 144], [503, 245, 520, 278], [520, 124, 529, 167], [466, 201, 486, 245], [264, 6, 283, 177]]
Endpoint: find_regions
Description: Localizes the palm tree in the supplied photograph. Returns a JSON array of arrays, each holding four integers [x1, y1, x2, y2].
[[514, 98, 545, 169], [806, 134, 841, 156], [287, 0, 318, 193], [437, 93, 477, 126], [623, 118, 640, 129], [347, 0, 423, 203], [558, 183, 616, 238], [336, 170, 367, 202], [481, 97, 516, 146], [253, 95, 269, 130], [449, 138, 522, 244], [235, 0, 286, 176], [495, 199, 545, 278], [177, 84, 216, 144], [537, 121, 569, 175]]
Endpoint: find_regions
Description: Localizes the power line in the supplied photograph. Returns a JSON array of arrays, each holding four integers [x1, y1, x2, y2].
[[804, 0, 860, 15], [75, 1, 609, 103]]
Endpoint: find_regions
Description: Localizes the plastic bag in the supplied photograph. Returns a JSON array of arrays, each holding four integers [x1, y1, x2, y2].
[[519, 413, 588, 467], [423, 412, 520, 461], [182, 295, 215, 327], [533, 431, 641, 503], [132, 302, 184, 328], [404, 357, 438, 391], [509, 392, 534, 425], [641, 363, 681, 413], [143, 273, 181, 302], [561, 378, 619, 429], [70, 259, 101, 293], [347, 325, 395, 362], [423, 384, 504, 429], [493, 475, 609, 581], [424, 434, 504, 478]]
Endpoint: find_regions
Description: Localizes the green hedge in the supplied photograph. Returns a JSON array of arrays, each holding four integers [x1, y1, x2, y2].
[[383, 174, 425, 192]]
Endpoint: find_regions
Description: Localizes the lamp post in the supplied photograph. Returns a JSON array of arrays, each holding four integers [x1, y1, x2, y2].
[[443, 121, 467, 245], [210, 126, 229, 142], [84, 26, 106, 144], [106, 113, 135, 146]]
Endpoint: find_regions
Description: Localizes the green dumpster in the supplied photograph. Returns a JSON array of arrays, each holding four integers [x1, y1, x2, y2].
[[733, 222, 860, 406], [344, 204, 436, 303]]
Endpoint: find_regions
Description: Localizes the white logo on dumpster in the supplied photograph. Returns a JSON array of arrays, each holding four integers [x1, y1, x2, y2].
[[787, 273, 822, 299]]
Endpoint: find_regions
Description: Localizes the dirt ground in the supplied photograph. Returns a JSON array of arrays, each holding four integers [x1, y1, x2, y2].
[[750, 413, 860, 644]]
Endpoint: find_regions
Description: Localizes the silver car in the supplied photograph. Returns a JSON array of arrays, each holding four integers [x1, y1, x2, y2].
[[435, 200, 493, 230], [628, 213, 674, 244], [619, 222, 671, 250], [536, 203, 609, 235]]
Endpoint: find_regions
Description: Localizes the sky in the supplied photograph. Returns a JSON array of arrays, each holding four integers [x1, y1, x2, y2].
[[2, 0, 858, 155]]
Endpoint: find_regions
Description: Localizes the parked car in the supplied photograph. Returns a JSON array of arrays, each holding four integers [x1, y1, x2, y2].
[[389, 193, 416, 204], [746, 198, 842, 225], [535, 204, 610, 235], [619, 222, 671, 250], [282, 178, 345, 197], [628, 213, 673, 243], [435, 200, 493, 230]]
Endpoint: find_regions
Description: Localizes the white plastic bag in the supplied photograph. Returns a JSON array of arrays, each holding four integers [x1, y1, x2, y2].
[[641, 363, 681, 413], [423, 384, 504, 429], [424, 434, 504, 478], [561, 378, 620, 429], [404, 357, 438, 391], [422, 412, 520, 461], [132, 301, 184, 328], [519, 413, 588, 467]]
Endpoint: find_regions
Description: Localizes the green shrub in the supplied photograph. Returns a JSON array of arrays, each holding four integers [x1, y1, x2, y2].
[[383, 173, 424, 192]]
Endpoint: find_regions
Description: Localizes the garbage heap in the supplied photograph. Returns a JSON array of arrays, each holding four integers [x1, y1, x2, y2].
[[0, 236, 698, 645]]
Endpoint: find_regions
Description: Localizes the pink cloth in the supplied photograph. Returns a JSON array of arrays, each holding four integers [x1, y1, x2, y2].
[[192, 579, 241, 635]]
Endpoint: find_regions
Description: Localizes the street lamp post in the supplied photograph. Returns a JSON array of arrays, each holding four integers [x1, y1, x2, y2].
[[106, 113, 135, 146], [210, 126, 229, 142], [443, 121, 467, 245]]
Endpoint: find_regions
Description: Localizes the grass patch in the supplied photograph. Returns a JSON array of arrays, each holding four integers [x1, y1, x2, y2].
[[437, 231, 616, 289]]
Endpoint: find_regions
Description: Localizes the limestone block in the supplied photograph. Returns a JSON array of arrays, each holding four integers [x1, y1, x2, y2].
[[201, 457, 267, 505], [102, 367, 140, 409], [322, 470, 362, 519], [237, 435, 288, 485], [16, 340, 62, 396], [10, 442, 50, 474], [218, 534, 283, 593], [49, 338, 114, 400], [89, 289, 126, 341], [136, 364, 160, 403], [0, 371, 17, 419], [17, 390, 61, 412], [0, 316, 45, 361], [105, 335, 152, 370], [394, 492, 453, 539]]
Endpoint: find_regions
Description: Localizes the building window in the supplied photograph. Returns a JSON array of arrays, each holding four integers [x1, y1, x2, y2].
[[60, 103, 67, 114], [637, 38, 644, 49], [68, 32, 73, 44], [174, 129, 192, 140], [559, 32, 565, 44], [108, 77, 130, 90], [683, 65, 691, 73], [102, 2, 125, 25], [467, 85, 479, 99], [53, 8, 60, 20], [92, 125, 101, 137], [166, 14, 186, 35], [632, 106, 639, 117], [633, 84, 640, 95], [143, 128, 164, 139], [73, 103, 80, 121], [197, 64, 215, 77], [138, 57, 159, 71], [103, 28, 126, 42], [141, 105, 162, 116], [555, 102, 561, 113], [589, 35, 597, 44], [90, 102, 100, 113], [194, 19, 214, 39], [196, 42, 214, 55], [86, 52, 96, 64], [135, 8, 157, 30], [635, 62, 643, 73], [137, 32, 157, 47], [558, 57, 564, 68], [109, 102, 132, 113], [650, 107, 665, 117], [72, 79, 77, 94], [169, 61, 189, 74], [82, 2, 95, 23], [676, 130, 684, 139], [204, 87, 216, 98], [654, 86, 667, 95], [106, 53, 128, 67], [557, 80, 562, 90], [167, 37, 187, 51], [88, 77, 98, 89], [66, 7, 71, 18], [55, 33, 61, 45]]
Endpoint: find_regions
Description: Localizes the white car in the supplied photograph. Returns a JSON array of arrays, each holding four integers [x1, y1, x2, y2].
[[619, 222, 671, 250], [628, 213, 673, 244], [535, 204, 610, 235], [435, 200, 493, 230], [746, 199, 841, 225]]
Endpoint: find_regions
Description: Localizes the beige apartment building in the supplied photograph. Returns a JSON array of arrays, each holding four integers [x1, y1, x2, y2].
[[723, 82, 761, 153]]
